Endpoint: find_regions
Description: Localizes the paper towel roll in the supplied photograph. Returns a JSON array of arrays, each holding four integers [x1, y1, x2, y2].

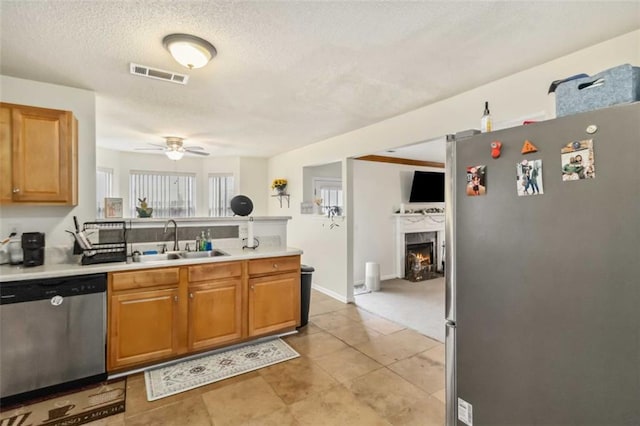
[[247, 218, 254, 248]]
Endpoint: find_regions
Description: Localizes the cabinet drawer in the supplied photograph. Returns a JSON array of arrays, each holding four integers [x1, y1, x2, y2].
[[249, 256, 300, 276], [188, 261, 242, 283], [111, 267, 180, 291]]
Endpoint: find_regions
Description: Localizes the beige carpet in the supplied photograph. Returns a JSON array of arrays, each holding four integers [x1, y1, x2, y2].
[[355, 277, 445, 342]]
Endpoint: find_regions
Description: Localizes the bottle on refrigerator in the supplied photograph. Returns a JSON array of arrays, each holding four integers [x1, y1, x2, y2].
[[481, 101, 492, 133]]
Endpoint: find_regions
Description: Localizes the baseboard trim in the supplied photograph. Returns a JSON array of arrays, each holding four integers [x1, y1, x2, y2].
[[354, 274, 397, 286], [311, 283, 350, 304]]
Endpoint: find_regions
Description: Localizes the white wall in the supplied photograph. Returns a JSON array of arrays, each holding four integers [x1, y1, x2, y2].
[[268, 29, 640, 301], [352, 159, 444, 284], [239, 157, 268, 216], [0, 75, 96, 248]]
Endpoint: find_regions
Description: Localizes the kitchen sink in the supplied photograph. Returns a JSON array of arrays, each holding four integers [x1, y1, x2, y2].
[[134, 249, 229, 263], [135, 252, 182, 262], [181, 249, 229, 259]]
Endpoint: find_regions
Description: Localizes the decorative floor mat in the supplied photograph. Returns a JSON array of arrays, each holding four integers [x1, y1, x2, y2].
[[0, 379, 126, 426], [144, 338, 299, 401]]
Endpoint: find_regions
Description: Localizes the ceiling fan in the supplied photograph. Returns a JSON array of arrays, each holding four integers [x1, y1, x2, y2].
[[135, 136, 210, 160]]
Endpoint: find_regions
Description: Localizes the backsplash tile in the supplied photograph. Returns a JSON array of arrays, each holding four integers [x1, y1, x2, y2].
[[101, 225, 239, 244]]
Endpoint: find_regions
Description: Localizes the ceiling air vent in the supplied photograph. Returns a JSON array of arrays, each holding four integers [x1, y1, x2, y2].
[[129, 63, 189, 85]]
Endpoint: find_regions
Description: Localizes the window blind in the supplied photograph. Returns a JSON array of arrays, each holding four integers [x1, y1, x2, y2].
[[208, 174, 235, 217], [129, 171, 196, 218], [313, 177, 343, 215]]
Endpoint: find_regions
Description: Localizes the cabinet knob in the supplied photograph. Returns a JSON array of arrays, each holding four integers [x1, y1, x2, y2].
[[12, 188, 20, 193], [189, 293, 194, 299], [273, 264, 278, 269], [174, 295, 178, 302]]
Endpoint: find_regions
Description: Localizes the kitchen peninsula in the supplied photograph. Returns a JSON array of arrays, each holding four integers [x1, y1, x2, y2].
[[1, 245, 302, 375], [0, 216, 303, 394]]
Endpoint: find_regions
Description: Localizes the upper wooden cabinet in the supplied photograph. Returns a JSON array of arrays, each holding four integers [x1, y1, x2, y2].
[[0, 103, 78, 205]]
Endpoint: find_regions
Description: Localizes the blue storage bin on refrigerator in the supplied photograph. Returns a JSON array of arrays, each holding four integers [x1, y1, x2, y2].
[[555, 64, 640, 117]]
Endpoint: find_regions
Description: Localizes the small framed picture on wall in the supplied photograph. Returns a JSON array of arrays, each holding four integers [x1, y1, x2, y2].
[[105, 197, 123, 218]]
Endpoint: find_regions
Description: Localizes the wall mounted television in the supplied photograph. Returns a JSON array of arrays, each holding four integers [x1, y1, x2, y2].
[[409, 171, 445, 202]]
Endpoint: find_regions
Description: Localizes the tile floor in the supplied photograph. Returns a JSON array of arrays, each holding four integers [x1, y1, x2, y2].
[[90, 290, 445, 425]]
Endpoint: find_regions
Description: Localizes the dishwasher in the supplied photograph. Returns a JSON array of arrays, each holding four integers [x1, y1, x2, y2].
[[0, 273, 107, 404]]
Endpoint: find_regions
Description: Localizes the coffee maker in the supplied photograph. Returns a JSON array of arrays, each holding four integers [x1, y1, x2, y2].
[[22, 232, 45, 267]]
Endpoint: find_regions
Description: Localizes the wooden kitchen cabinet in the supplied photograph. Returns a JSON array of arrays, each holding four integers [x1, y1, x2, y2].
[[188, 262, 244, 351], [107, 268, 181, 371], [248, 256, 300, 337], [107, 255, 300, 372], [0, 103, 78, 205]]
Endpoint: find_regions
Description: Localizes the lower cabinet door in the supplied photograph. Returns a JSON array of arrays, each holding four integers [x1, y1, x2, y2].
[[108, 288, 179, 371], [248, 272, 300, 337], [188, 278, 243, 351]]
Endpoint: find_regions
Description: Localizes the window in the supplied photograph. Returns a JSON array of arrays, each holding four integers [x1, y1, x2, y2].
[[129, 171, 196, 218], [313, 177, 343, 215], [96, 167, 113, 218], [208, 174, 235, 217]]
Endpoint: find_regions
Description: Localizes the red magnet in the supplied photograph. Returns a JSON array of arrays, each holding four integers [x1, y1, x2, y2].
[[490, 141, 502, 159]]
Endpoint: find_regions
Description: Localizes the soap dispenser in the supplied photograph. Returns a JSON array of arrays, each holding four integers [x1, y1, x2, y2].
[[205, 229, 213, 251]]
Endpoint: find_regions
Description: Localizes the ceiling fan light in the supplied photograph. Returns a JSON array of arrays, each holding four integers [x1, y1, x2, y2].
[[163, 34, 217, 69], [165, 150, 184, 161]]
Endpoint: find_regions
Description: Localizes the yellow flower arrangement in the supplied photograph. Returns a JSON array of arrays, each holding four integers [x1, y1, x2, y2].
[[271, 178, 288, 190]]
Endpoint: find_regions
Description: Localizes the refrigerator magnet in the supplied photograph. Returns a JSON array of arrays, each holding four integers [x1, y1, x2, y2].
[[466, 165, 487, 196], [521, 140, 538, 154], [517, 159, 543, 196], [490, 141, 502, 158], [561, 139, 595, 181]]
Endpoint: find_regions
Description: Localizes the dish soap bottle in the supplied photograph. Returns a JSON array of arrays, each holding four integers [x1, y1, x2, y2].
[[481, 101, 492, 133], [205, 229, 213, 251], [199, 231, 207, 252]]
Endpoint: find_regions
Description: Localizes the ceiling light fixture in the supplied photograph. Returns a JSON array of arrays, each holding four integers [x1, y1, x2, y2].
[[165, 149, 184, 161], [163, 34, 217, 69]]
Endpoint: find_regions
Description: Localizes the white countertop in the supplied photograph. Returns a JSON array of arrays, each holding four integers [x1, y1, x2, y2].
[[0, 246, 303, 282]]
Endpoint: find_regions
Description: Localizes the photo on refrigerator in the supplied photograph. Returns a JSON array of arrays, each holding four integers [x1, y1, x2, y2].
[[516, 159, 543, 196], [561, 139, 595, 181]]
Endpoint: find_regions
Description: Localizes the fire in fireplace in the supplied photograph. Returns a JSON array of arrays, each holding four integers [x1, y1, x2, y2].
[[405, 232, 438, 282]]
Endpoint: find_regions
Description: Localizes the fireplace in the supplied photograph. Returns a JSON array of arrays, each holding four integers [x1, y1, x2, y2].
[[394, 213, 445, 279], [405, 232, 438, 281]]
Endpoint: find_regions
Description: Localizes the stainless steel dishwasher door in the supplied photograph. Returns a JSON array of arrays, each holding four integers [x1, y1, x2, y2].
[[0, 276, 106, 399]]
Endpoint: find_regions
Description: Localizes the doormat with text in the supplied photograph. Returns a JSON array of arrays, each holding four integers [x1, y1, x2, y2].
[[145, 338, 299, 401], [0, 379, 126, 426]]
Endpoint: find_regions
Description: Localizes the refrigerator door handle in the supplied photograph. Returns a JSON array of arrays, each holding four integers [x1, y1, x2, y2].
[[445, 134, 457, 323]]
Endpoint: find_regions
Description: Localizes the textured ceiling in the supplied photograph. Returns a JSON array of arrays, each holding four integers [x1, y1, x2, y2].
[[1, 1, 638, 159]]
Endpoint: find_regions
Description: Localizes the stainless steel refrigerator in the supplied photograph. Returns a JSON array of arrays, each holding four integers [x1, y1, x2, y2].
[[444, 102, 640, 425]]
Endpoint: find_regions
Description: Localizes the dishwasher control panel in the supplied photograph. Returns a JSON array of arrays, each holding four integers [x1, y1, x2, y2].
[[0, 273, 107, 305]]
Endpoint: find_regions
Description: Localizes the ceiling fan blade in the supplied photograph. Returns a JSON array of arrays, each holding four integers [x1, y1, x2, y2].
[[134, 147, 164, 151], [184, 146, 204, 150], [186, 149, 210, 156]]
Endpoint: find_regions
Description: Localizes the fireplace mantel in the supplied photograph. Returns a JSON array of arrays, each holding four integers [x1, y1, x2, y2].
[[394, 214, 445, 278]]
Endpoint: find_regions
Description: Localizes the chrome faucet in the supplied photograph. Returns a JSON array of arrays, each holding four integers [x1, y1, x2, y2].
[[163, 219, 179, 251]]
